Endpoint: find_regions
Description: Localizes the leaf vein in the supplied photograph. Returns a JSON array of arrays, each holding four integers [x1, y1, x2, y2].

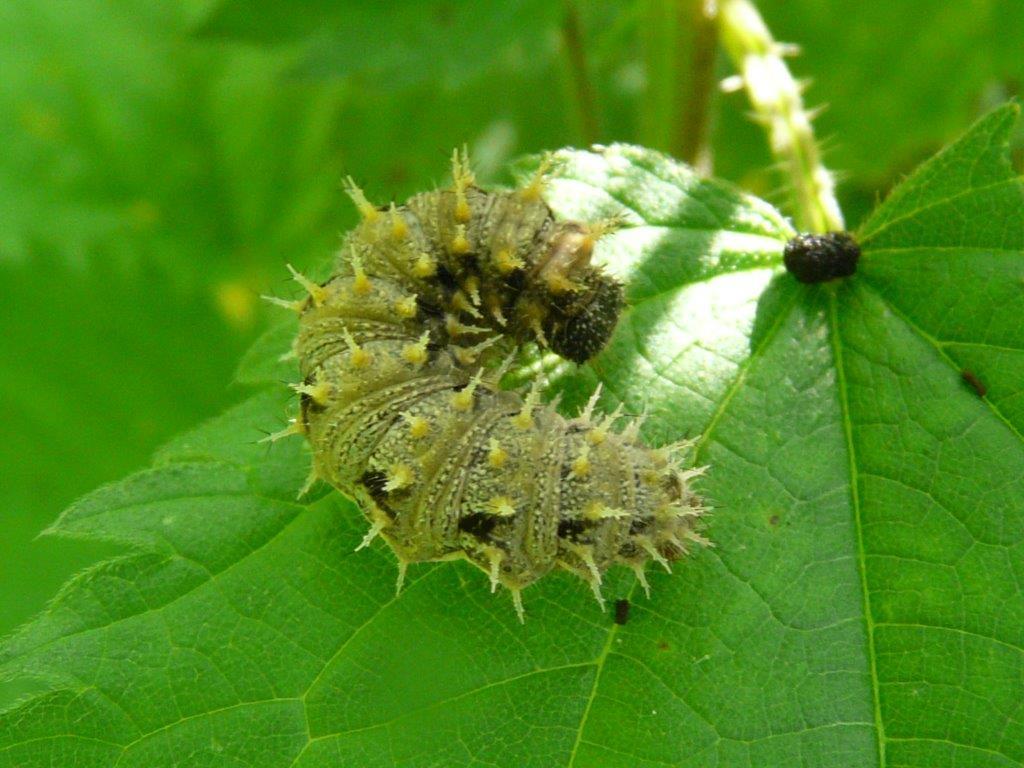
[[828, 287, 888, 767], [861, 177, 1021, 245]]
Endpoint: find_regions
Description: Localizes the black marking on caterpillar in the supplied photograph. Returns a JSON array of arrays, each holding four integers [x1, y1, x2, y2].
[[265, 149, 708, 621], [783, 231, 860, 284], [614, 598, 631, 625], [961, 369, 987, 397]]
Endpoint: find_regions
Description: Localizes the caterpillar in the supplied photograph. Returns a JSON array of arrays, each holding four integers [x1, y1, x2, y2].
[[266, 149, 708, 621]]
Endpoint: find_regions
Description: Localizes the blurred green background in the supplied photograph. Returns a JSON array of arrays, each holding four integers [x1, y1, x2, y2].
[[2, 0, 1020, 707]]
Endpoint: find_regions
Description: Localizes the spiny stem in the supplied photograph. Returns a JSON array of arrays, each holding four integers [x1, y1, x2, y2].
[[718, 0, 844, 232]]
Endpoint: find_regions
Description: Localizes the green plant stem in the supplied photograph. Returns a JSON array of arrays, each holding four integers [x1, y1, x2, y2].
[[718, 0, 844, 232], [562, 0, 600, 145], [675, 0, 719, 169]]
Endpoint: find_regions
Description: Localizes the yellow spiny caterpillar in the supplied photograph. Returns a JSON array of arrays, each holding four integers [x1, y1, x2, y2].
[[268, 149, 707, 621]]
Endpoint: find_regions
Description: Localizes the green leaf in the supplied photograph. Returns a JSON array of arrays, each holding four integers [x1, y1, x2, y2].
[[3, 105, 1023, 767]]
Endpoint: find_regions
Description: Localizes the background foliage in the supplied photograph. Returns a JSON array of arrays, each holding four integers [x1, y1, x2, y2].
[[2, 1, 1022, 764]]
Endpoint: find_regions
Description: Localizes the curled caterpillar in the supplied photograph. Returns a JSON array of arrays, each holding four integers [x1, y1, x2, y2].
[[267, 149, 708, 621]]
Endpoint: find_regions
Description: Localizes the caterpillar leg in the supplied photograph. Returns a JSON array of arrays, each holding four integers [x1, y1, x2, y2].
[[395, 560, 408, 596], [632, 563, 652, 599], [259, 419, 304, 444], [343, 176, 380, 222], [518, 153, 553, 202], [297, 464, 320, 499], [509, 587, 525, 624], [485, 548, 503, 593], [286, 263, 328, 306], [567, 543, 606, 611], [639, 539, 672, 573], [261, 294, 305, 313], [356, 518, 386, 551]]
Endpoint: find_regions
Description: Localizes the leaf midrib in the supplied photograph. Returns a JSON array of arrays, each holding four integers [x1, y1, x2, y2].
[[564, 586, 632, 768], [828, 287, 887, 768]]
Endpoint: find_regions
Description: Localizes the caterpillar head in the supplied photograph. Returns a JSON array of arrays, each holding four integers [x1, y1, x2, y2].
[[527, 221, 623, 363], [544, 272, 623, 363]]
